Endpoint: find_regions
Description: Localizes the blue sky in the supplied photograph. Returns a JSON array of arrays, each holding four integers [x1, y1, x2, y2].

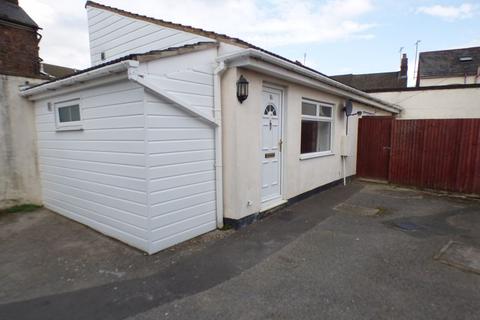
[[22, 0, 479, 86]]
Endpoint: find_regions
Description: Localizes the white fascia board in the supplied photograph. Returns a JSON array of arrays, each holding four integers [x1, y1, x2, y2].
[[129, 72, 218, 127], [218, 49, 402, 114], [20, 60, 139, 99]]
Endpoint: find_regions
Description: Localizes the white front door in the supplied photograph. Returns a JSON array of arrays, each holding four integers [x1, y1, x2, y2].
[[261, 87, 283, 206]]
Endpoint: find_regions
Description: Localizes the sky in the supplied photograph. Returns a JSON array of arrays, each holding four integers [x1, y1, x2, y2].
[[21, 0, 479, 86]]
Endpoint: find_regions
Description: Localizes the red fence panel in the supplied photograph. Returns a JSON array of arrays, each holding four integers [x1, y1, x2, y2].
[[388, 119, 480, 195]]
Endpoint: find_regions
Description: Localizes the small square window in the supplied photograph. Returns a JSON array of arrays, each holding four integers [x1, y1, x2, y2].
[[54, 99, 82, 131], [58, 105, 81, 123]]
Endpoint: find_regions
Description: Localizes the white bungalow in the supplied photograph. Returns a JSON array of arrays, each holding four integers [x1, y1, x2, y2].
[[21, 1, 400, 254]]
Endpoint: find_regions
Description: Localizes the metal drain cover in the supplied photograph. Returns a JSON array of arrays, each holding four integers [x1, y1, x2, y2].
[[393, 221, 423, 231], [435, 241, 480, 275]]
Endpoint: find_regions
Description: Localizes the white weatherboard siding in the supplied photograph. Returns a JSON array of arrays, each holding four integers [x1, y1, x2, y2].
[[146, 92, 217, 253], [32, 49, 219, 253], [35, 80, 150, 251], [141, 48, 217, 252], [138, 48, 216, 252], [87, 6, 214, 66], [137, 47, 217, 117]]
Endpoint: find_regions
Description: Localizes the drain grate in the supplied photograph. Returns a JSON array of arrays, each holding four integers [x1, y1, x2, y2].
[[393, 221, 423, 231]]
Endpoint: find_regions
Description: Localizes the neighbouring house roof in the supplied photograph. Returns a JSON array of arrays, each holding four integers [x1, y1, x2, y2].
[[365, 83, 480, 93], [330, 71, 407, 91], [41, 63, 78, 79], [0, 0, 38, 29], [418, 46, 480, 79]]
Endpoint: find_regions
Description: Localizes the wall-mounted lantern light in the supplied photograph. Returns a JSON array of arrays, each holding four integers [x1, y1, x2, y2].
[[236, 75, 249, 103]]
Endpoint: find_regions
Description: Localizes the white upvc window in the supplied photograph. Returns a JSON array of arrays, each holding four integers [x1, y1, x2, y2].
[[300, 99, 334, 158], [54, 99, 83, 131]]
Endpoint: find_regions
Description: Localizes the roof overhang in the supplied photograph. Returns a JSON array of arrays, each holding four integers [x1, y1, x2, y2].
[[218, 49, 402, 114], [20, 58, 217, 127], [20, 60, 137, 99]]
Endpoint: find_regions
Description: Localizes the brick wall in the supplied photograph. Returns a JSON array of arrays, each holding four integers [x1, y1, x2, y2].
[[0, 23, 40, 78]]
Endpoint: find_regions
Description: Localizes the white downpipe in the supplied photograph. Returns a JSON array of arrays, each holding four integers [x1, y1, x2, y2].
[[214, 61, 227, 228]]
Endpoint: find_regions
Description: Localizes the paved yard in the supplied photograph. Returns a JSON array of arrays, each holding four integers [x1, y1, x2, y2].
[[1, 181, 479, 320]]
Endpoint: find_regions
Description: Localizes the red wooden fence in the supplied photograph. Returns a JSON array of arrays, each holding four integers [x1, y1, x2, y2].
[[357, 118, 480, 195]]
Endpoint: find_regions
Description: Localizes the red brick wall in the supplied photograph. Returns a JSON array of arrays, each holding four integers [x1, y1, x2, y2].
[[0, 23, 40, 78]]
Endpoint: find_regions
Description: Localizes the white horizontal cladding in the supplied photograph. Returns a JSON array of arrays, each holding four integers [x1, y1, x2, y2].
[[86, 6, 214, 65], [150, 171, 215, 193], [130, 48, 218, 127], [45, 199, 149, 250], [149, 220, 216, 254], [218, 49, 401, 114], [133, 76, 216, 126], [146, 91, 217, 253], [33, 78, 150, 252]]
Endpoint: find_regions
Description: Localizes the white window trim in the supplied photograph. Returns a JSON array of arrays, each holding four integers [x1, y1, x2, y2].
[[300, 99, 334, 159], [54, 99, 83, 131]]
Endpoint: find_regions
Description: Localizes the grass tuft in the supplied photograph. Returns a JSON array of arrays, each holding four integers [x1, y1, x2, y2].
[[1, 204, 42, 215]]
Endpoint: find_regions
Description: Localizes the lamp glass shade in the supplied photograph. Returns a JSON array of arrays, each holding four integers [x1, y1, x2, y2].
[[236, 75, 249, 103]]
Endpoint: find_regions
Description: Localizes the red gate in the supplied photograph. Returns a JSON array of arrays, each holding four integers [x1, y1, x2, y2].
[[356, 116, 393, 181], [357, 117, 480, 195]]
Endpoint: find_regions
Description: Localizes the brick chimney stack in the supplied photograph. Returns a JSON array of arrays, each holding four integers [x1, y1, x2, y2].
[[400, 53, 408, 78], [0, 0, 41, 78], [398, 53, 408, 87]]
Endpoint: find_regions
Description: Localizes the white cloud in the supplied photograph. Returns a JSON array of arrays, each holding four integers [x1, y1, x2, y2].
[[416, 3, 477, 21], [20, 0, 376, 69], [21, 0, 90, 68]]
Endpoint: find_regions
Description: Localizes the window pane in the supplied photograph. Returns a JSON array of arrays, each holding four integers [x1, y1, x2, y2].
[[319, 105, 332, 118], [317, 121, 331, 152], [301, 120, 331, 154], [301, 120, 318, 153], [58, 105, 80, 123], [301, 102, 316, 116]]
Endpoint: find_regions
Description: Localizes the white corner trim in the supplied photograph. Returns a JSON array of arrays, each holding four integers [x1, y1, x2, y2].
[[129, 73, 218, 127]]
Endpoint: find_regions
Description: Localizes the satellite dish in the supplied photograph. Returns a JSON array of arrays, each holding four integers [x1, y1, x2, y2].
[[344, 100, 353, 116]]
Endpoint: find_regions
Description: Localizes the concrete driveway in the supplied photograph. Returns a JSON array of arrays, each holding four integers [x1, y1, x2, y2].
[[0, 181, 479, 320]]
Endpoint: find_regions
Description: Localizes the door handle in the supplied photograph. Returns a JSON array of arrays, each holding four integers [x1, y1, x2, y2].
[[279, 139, 283, 152]]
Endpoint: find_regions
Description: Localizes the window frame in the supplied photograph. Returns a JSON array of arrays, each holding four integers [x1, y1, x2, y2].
[[300, 98, 335, 159], [54, 99, 83, 131]]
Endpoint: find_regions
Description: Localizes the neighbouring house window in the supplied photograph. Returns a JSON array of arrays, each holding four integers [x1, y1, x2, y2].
[[301, 100, 333, 154], [54, 99, 82, 130]]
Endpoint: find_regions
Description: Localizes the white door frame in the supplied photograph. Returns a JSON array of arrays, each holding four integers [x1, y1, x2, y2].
[[260, 83, 286, 211]]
